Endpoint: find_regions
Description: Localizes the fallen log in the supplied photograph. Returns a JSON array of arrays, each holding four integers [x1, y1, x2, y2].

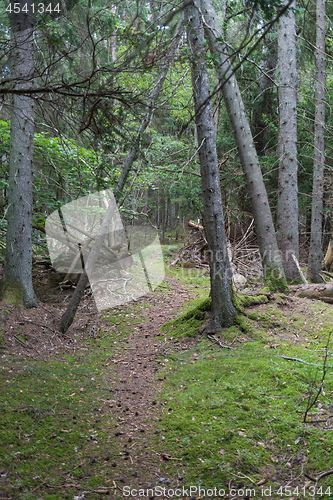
[[188, 220, 204, 231], [289, 283, 333, 304]]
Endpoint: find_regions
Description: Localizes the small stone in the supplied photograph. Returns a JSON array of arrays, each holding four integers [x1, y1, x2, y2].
[[159, 478, 165, 483], [132, 471, 138, 477]]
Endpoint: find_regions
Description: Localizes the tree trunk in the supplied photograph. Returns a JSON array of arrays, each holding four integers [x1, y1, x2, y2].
[[323, 241, 333, 271], [276, 0, 299, 281], [186, 0, 236, 328], [1, 0, 38, 308], [307, 0, 326, 282], [201, 0, 287, 291], [59, 196, 117, 333]]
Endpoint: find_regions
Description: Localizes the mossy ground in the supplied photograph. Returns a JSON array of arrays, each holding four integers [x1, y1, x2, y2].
[[156, 265, 333, 498], [2, 252, 333, 499], [0, 280, 24, 307], [0, 302, 150, 499]]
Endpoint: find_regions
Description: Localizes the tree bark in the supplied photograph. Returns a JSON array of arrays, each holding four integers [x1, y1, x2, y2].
[[276, 0, 299, 280], [307, 0, 326, 282], [59, 197, 117, 333], [290, 283, 333, 304], [201, 0, 287, 291], [1, 0, 38, 308], [185, 0, 236, 328], [323, 241, 333, 271]]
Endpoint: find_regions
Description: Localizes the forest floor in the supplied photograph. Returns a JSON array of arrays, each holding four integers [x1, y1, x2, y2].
[[1, 255, 333, 500]]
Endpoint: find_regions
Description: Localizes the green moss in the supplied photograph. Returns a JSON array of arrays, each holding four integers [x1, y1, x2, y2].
[[263, 268, 289, 292], [234, 313, 256, 335], [157, 317, 333, 489], [179, 297, 211, 321], [274, 293, 289, 306], [162, 297, 212, 338], [246, 304, 289, 330], [232, 289, 269, 313], [0, 298, 150, 498], [0, 279, 24, 307]]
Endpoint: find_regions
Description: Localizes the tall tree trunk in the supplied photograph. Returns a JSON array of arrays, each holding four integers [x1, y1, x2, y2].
[[114, 13, 184, 200], [307, 0, 326, 282], [276, 0, 299, 280], [1, 1, 38, 308], [186, 0, 236, 328], [201, 0, 287, 291]]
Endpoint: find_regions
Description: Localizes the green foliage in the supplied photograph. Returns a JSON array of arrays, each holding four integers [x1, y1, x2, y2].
[[0, 121, 108, 225]]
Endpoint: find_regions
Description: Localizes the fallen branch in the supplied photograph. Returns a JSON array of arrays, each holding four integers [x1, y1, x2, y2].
[[305, 468, 333, 483], [321, 270, 333, 279], [276, 355, 314, 366], [207, 335, 233, 350], [303, 332, 331, 423], [291, 253, 307, 284], [188, 220, 204, 231]]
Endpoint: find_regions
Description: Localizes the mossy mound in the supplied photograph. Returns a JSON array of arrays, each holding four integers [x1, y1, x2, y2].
[[162, 297, 212, 338], [0, 280, 24, 307], [232, 290, 269, 313]]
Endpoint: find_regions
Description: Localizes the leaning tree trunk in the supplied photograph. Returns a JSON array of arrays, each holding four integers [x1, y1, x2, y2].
[[59, 15, 184, 333], [307, 0, 326, 283], [276, 0, 299, 281], [201, 0, 287, 291], [59, 198, 117, 333], [1, 0, 38, 308], [186, 0, 236, 328]]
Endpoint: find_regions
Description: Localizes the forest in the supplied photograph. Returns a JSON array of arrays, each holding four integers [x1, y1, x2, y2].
[[1, 0, 333, 498]]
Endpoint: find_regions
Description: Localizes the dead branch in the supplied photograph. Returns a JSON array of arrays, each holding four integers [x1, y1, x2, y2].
[[207, 335, 233, 349]]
